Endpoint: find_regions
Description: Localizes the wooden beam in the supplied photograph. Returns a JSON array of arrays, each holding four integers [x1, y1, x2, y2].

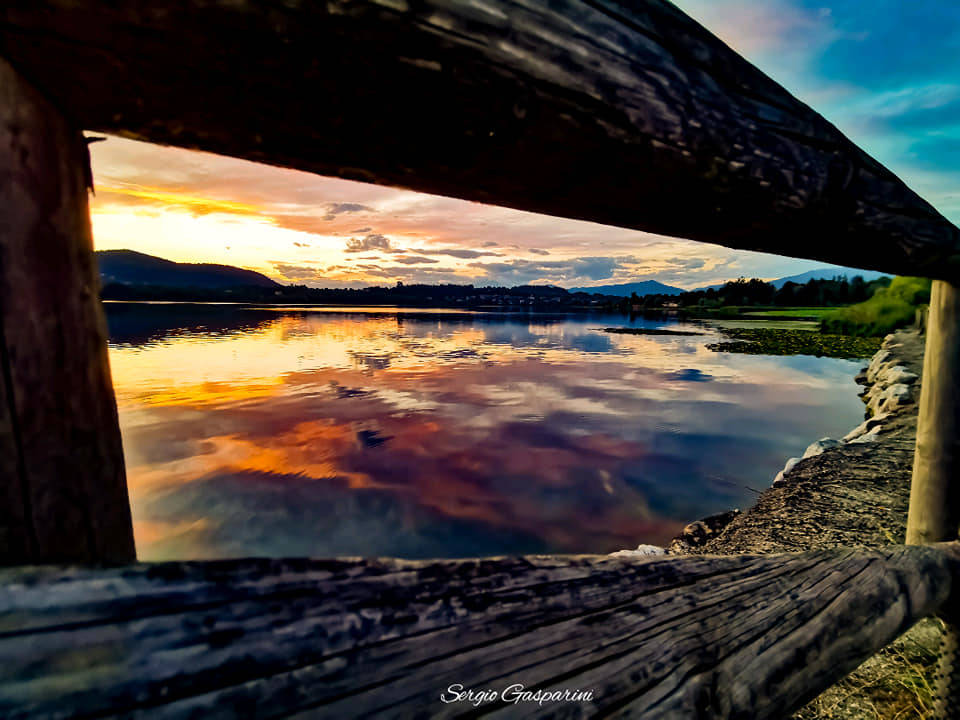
[[0, 57, 135, 564], [0, 545, 958, 718], [1, 0, 958, 279]]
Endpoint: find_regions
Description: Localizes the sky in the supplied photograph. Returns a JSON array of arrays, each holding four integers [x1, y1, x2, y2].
[[88, 0, 960, 290]]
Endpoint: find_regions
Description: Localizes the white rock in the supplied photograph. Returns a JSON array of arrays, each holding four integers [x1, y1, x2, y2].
[[881, 365, 918, 386], [772, 456, 802, 486], [802, 438, 841, 459], [866, 350, 892, 383], [843, 414, 890, 442], [879, 383, 913, 414], [609, 544, 666, 558], [849, 428, 882, 444], [867, 382, 912, 416]]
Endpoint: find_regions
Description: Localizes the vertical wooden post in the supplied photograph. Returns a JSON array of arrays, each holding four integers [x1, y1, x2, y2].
[[907, 279, 960, 545], [0, 57, 135, 564], [907, 279, 960, 719]]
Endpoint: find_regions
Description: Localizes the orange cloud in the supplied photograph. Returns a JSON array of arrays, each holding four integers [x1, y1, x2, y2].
[[98, 184, 268, 218]]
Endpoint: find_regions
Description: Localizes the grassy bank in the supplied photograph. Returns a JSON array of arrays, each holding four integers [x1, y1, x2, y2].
[[821, 277, 930, 337], [740, 307, 838, 319], [684, 306, 838, 321]]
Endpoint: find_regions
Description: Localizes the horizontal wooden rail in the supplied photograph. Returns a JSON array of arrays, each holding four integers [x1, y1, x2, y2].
[[0, 543, 958, 718], [1, 0, 958, 279]]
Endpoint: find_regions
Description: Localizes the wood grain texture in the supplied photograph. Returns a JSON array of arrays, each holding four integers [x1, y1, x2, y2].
[[909, 280, 960, 545], [0, 57, 135, 564], [0, 544, 958, 719], [1, 0, 958, 279]]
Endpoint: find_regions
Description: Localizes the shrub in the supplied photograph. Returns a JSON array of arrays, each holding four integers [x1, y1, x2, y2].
[[821, 277, 931, 337]]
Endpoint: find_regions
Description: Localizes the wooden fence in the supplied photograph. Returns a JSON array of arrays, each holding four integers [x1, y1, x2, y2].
[[1, 0, 959, 717], [2, 545, 959, 718]]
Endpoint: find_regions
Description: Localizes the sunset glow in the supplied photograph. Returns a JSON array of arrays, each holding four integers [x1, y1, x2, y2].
[[87, 0, 960, 292]]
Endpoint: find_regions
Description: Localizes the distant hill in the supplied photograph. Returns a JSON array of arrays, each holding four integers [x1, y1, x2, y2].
[[97, 250, 281, 290], [690, 267, 893, 293], [570, 280, 684, 297], [770, 267, 891, 288]]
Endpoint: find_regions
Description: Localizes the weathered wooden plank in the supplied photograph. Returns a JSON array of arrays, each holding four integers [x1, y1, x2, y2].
[[0, 545, 957, 719], [1, 0, 958, 279], [0, 57, 135, 564]]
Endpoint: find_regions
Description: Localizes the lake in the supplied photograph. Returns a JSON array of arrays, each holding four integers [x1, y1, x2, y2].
[[105, 302, 867, 561]]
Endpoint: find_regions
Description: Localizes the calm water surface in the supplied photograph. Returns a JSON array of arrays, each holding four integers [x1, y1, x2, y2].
[[105, 303, 866, 560]]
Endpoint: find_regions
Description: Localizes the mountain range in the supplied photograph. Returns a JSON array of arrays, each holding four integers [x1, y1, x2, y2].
[[97, 250, 893, 298], [572, 266, 892, 297], [568, 280, 685, 297], [767, 267, 890, 288]]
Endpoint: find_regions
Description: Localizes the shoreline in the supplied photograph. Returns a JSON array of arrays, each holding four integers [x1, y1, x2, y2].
[[669, 327, 924, 555]]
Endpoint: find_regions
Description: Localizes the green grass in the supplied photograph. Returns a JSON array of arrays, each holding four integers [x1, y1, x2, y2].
[[689, 306, 846, 320], [821, 277, 931, 337], [796, 618, 942, 720], [741, 307, 840, 319]]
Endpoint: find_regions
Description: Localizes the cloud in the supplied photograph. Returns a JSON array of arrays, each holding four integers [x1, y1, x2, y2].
[[674, 0, 834, 65], [665, 257, 706, 270], [96, 184, 265, 217], [354, 266, 470, 285], [859, 85, 960, 133], [528, 249, 551, 256], [345, 233, 393, 253], [808, 1, 960, 91], [271, 263, 328, 283], [906, 137, 960, 173], [415, 248, 503, 259], [392, 256, 440, 265], [469, 256, 625, 285], [325, 202, 372, 221]]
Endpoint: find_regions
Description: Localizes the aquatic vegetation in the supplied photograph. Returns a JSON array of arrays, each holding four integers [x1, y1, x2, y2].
[[707, 328, 882, 359]]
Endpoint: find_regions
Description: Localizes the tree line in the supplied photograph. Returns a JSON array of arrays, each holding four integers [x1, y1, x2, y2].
[[632, 275, 892, 310]]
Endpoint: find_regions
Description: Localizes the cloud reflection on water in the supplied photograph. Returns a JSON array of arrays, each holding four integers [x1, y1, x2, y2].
[[106, 305, 865, 560]]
